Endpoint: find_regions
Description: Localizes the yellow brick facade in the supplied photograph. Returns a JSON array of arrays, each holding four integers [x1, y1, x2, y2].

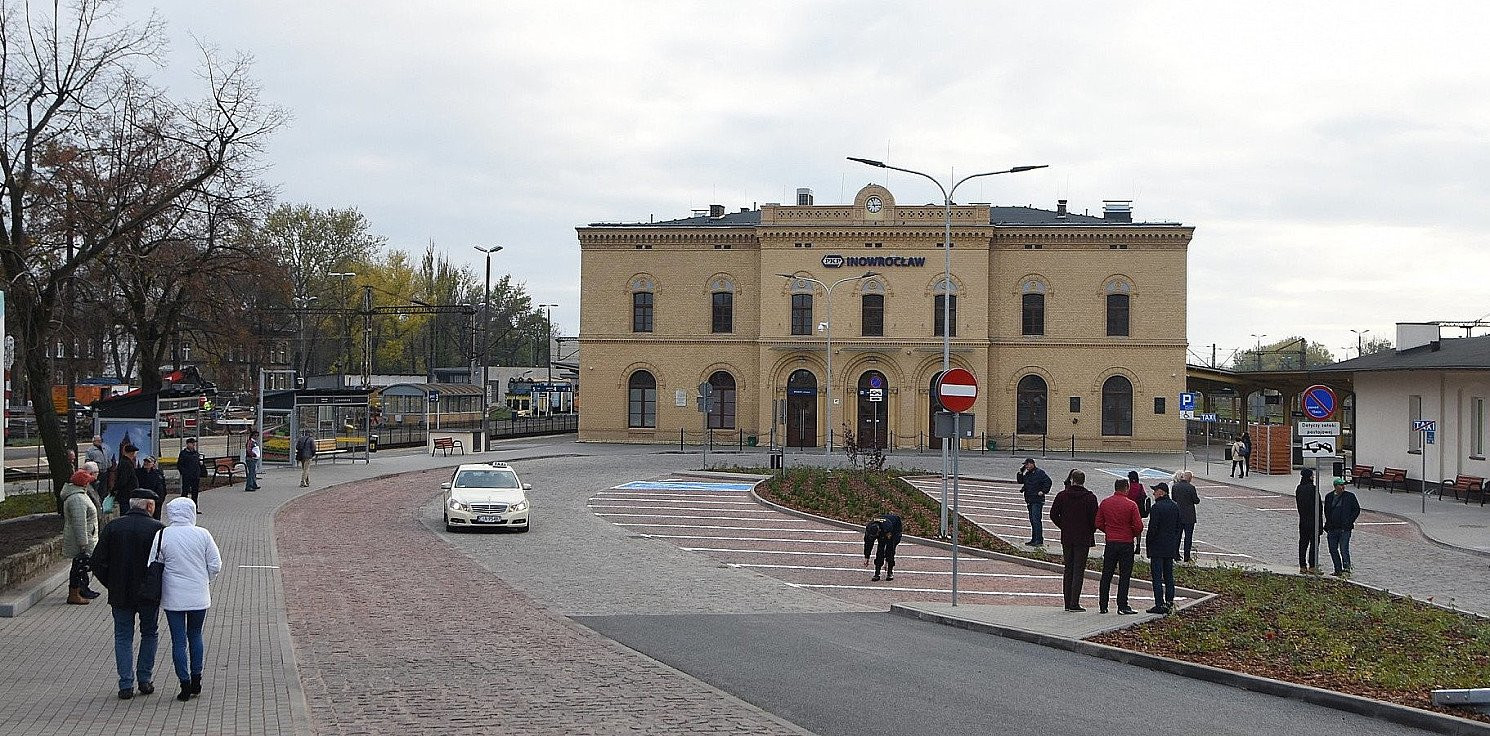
[[577, 185, 1194, 452]]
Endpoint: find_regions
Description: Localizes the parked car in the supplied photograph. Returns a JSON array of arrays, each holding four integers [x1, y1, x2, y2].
[[441, 462, 531, 532]]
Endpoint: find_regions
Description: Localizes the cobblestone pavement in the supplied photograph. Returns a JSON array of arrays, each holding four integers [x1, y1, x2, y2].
[[277, 461, 815, 735]]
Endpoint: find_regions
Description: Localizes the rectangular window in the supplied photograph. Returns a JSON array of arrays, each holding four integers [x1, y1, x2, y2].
[[791, 294, 814, 336], [934, 294, 957, 337], [632, 292, 654, 333], [707, 386, 737, 429], [861, 294, 884, 337], [1106, 293, 1130, 337], [1474, 397, 1486, 457], [711, 292, 733, 334], [628, 387, 656, 428], [1154, 397, 1166, 414], [1021, 293, 1044, 336], [1408, 394, 1422, 452]]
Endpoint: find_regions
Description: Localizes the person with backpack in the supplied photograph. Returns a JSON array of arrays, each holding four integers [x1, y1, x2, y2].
[[294, 429, 318, 488], [1230, 436, 1246, 478], [1239, 432, 1253, 477]]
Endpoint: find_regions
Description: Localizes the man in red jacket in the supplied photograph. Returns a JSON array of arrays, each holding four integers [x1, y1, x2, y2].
[[1049, 470, 1099, 612], [1095, 478, 1144, 614]]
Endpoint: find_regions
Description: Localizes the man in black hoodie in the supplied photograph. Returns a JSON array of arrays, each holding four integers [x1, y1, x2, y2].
[[92, 489, 165, 700], [862, 512, 903, 582]]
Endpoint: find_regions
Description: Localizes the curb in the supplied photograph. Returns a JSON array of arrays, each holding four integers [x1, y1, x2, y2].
[[890, 603, 1490, 736], [0, 560, 69, 617]]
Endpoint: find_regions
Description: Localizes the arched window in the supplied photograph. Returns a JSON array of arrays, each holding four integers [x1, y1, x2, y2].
[[1020, 279, 1047, 336], [1017, 375, 1048, 434], [709, 276, 734, 334], [1104, 278, 1131, 337], [861, 278, 885, 336], [627, 371, 657, 428], [1101, 375, 1133, 436], [707, 371, 736, 429]]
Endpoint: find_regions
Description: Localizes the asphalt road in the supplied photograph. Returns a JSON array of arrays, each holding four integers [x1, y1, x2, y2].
[[577, 611, 1438, 736]]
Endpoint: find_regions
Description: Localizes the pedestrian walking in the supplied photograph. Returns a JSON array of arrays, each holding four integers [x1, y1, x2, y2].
[[1324, 477, 1361, 577], [1095, 478, 1143, 615], [1016, 457, 1052, 546], [861, 512, 903, 581], [1145, 483, 1182, 614], [1050, 469, 1099, 612], [1240, 432, 1253, 477], [149, 497, 222, 702], [1229, 436, 1245, 478], [91, 489, 165, 699], [61, 468, 101, 604], [1170, 470, 1201, 562], [85, 435, 114, 502], [110, 443, 140, 512], [1296, 468, 1323, 574], [177, 437, 206, 510], [295, 429, 317, 487], [139, 456, 167, 521], [243, 427, 262, 491]]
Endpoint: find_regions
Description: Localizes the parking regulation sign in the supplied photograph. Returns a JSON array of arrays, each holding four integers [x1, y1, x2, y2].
[[1179, 392, 1197, 412], [1301, 384, 1336, 420]]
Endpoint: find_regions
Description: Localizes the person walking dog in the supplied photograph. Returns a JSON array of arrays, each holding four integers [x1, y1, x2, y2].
[[149, 497, 222, 702]]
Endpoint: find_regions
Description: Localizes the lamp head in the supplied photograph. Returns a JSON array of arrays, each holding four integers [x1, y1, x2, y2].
[[847, 156, 887, 168], [1009, 165, 1050, 173]]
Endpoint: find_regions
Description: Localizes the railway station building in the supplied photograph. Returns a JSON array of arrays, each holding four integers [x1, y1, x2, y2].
[[576, 184, 1194, 452]]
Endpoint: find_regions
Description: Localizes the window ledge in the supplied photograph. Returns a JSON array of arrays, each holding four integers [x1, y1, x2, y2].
[[1408, 449, 1422, 455], [1472, 456, 1486, 461]]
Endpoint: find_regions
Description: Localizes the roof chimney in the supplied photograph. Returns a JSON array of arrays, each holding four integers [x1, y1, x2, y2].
[[1102, 200, 1133, 223], [708, 204, 725, 218], [1056, 199, 1068, 218], [796, 188, 814, 206]]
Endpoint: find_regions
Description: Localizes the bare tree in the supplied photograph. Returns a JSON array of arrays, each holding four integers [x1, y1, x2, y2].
[[0, 0, 282, 501]]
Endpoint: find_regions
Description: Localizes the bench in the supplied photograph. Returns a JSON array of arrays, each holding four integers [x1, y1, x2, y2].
[[432, 436, 465, 457], [211, 456, 241, 484], [1372, 467, 1409, 493], [1439, 475, 1486, 505], [1349, 464, 1374, 488], [309, 437, 348, 463]]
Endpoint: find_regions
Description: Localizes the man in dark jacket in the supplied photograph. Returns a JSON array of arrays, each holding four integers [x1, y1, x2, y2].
[[862, 512, 903, 582], [1324, 477, 1361, 577], [110, 443, 140, 511], [1296, 468, 1323, 574], [1170, 471, 1201, 562], [1049, 470, 1099, 611], [91, 489, 165, 699], [1016, 457, 1052, 546], [1145, 483, 1183, 613], [295, 429, 318, 487], [138, 456, 167, 520], [177, 437, 206, 509]]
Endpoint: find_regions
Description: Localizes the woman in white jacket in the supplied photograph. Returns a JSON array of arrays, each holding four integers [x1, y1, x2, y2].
[[149, 497, 222, 702]]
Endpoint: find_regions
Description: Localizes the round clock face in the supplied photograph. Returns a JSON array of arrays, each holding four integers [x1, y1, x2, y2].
[[866, 195, 883, 213]]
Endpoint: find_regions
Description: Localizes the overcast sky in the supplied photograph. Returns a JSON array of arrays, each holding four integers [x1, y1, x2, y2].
[[124, 1, 1490, 365]]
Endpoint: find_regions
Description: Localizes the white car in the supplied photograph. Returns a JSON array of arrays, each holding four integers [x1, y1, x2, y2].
[[442, 462, 532, 532]]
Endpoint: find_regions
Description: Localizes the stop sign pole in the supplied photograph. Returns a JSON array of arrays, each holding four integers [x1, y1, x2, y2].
[[935, 369, 979, 606]]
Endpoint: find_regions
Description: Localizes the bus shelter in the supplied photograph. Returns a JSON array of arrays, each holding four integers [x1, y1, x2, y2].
[[94, 390, 209, 475], [263, 388, 373, 464], [374, 383, 482, 450]]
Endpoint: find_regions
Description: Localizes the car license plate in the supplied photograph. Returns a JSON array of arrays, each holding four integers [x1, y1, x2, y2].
[[477, 515, 499, 523]]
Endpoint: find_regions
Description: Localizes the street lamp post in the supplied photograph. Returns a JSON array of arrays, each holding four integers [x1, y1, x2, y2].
[[538, 304, 558, 383], [474, 246, 503, 448], [848, 156, 1047, 537], [293, 294, 318, 381], [776, 272, 878, 457], [1251, 334, 1267, 371], [1350, 329, 1370, 357]]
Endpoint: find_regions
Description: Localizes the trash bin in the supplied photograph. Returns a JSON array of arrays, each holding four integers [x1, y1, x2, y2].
[[986, 439, 998, 451], [769, 449, 784, 470], [747, 435, 758, 447], [473, 430, 484, 452], [368, 434, 378, 453], [1332, 461, 1345, 479]]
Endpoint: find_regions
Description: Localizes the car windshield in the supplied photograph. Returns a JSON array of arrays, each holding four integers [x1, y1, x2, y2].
[[453, 469, 521, 489]]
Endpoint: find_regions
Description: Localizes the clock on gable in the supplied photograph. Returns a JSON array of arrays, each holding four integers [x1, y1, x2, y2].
[[865, 195, 883, 214]]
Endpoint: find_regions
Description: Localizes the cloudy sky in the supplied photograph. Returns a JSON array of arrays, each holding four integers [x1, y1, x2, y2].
[[124, 1, 1490, 365]]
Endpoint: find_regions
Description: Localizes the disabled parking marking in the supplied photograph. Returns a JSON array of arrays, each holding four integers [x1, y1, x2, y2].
[[785, 583, 1066, 598], [613, 481, 757, 492], [590, 496, 763, 506], [640, 533, 859, 545], [1094, 467, 1173, 480], [587, 503, 775, 513]]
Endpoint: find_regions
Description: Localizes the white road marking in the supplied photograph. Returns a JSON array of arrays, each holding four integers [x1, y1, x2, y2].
[[1208, 495, 1277, 499], [595, 512, 810, 522], [616, 522, 858, 534], [588, 497, 760, 506], [643, 534, 855, 545], [680, 547, 953, 560], [237, 565, 280, 569], [1356, 521, 1410, 526], [787, 583, 1064, 598], [588, 504, 774, 514], [727, 562, 1059, 579]]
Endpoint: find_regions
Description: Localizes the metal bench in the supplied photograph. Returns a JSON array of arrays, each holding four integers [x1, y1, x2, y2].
[[432, 436, 465, 457], [211, 456, 241, 484], [1349, 464, 1374, 488]]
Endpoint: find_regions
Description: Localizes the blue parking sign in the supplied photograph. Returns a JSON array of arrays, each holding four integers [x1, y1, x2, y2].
[[1179, 392, 1197, 411]]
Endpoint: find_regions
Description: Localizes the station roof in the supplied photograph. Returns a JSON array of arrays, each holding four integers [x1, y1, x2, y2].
[[587, 204, 1181, 228], [1316, 335, 1490, 373]]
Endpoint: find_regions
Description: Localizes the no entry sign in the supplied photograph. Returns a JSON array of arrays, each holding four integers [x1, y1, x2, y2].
[[935, 368, 979, 413], [1302, 384, 1337, 420]]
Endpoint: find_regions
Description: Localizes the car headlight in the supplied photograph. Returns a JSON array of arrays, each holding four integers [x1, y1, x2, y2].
[[509, 499, 528, 512], [447, 498, 469, 512]]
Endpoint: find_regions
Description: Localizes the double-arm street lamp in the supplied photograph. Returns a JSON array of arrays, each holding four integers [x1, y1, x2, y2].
[[847, 157, 1047, 537], [775, 271, 878, 457], [473, 245, 503, 447], [329, 272, 357, 382], [1350, 328, 1370, 357]]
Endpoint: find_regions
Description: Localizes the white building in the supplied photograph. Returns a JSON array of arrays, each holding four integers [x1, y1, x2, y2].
[[1321, 323, 1490, 489]]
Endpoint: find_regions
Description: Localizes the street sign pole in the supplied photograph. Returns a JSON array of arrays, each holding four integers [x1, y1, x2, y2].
[[951, 416, 961, 606], [1422, 427, 1428, 514]]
